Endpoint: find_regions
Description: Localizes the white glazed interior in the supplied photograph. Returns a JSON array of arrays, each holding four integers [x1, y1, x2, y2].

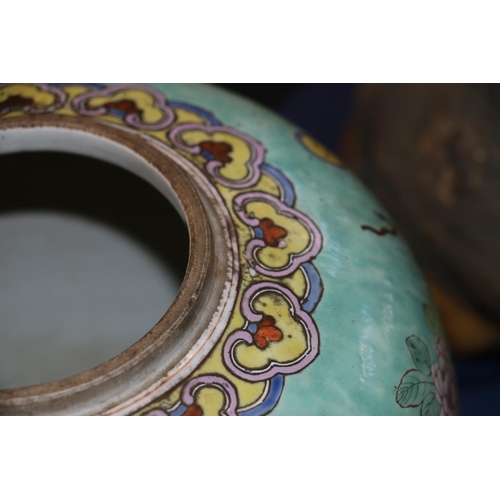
[[0, 127, 188, 389], [0, 126, 186, 218]]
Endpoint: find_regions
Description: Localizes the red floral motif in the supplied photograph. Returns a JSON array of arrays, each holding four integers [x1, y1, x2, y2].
[[102, 100, 143, 117], [254, 315, 284, 349], [0, 95, 34, 112], [199, 141, 233, 163], [182, 404, 203, 416], [259, 218, 287, 247], [431, 337, 459, 416]]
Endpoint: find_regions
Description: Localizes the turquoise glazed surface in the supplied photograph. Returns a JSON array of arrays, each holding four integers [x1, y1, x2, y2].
[[0, 83, 458, 415], [149, 84, 456, 415]]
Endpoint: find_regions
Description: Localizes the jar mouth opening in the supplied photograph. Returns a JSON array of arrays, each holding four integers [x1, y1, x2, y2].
[[0, 115, 218, 415]]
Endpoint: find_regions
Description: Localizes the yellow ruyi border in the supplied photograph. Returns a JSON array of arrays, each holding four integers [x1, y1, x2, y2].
[[0, 84, 324, 416]]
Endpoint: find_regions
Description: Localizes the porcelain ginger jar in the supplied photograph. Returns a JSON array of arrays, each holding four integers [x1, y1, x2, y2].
[[0, 83, 459, 415]]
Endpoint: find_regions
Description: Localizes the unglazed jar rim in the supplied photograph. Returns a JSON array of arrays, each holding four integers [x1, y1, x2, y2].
[[0, 114, 228, 415]]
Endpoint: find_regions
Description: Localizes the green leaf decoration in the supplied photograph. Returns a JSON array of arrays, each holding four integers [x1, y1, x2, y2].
[[406, 335, 432, 375], [421, 391, 441, 416], [423, 302, 445, 339], [396, 369, 434, 408]]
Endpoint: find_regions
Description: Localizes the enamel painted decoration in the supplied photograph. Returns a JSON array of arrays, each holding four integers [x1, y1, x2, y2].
[[0, 84, 459, 415]]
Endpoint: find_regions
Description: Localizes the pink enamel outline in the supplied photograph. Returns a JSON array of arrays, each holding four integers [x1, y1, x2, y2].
[[234, 191, 322, 278], [71, 84, 175, 130], [168, 123, 264, 188], [223, 282, 319, 382], [145, 409, 168, 416], [181, 375, 239, 416], [0, 83, 66, 116]]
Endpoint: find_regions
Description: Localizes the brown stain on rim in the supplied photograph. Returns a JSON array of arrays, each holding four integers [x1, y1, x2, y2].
[[0, 114, 221, 415]]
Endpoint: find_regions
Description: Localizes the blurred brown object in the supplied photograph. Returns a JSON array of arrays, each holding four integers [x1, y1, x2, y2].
[[427, 275, 499, 356], [342, 83, 500, 355]]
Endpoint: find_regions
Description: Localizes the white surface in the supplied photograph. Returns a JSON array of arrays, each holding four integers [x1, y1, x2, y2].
[[0, 211, 182, 389], [0, 126, 188, 389]]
